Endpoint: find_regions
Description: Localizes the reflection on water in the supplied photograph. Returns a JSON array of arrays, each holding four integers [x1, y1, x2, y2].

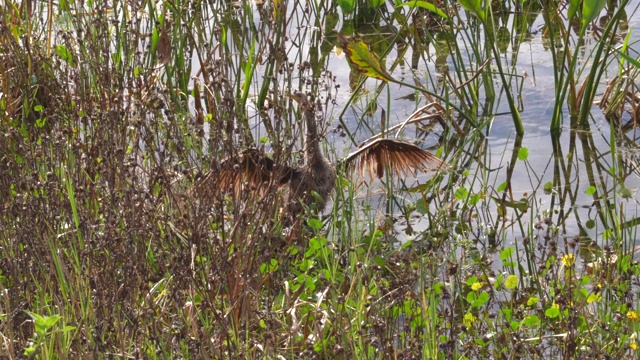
[[306, 0, 640, 261], [66, 0, 638, 262]]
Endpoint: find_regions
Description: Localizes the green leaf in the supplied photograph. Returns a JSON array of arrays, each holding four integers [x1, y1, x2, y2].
[[455, 187, 469, 200], [24, 346, 36, 357], [585, 186, 596, 195], [545, 306, 560, 318], [55, 45, 74, 67], [307, 218, 323, 230], [581, 0, 607, 31], [432, 282, 443, 296], [373, 256, 386, 268], [501, 308, 512, 321], [473, 292, 489, 307], [522, 315, 540, 327], [517, 147, 529, 161], [259, 259, 278, 274], [543, 181, 553, 193], [61, 325, 76, 333], [336, 0, 355, 12], [586, 219, 595, 229], [619, 187, 632, 199], [499, 247, 513, 260], [567, 0, 580, 22], [466, 291, 477, 304], [415, 198, 428, 215], [615, 47, 640, 69], [398, 1, 449, 19], [504, 275, 518, 289], [338, 33, 395, 82], [458, 0, 486, 21], [496, 181, 507, 192], [587, 293, 602, 303]]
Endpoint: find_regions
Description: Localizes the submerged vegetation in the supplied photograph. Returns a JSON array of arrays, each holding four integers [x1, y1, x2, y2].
[[1, 0, 640, 358]]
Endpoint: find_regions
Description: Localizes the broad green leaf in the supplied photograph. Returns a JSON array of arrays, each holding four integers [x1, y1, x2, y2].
[[501, 308, 512, 321], [497, 181, 507, 192], [527, 297, 539, 306], [619, 187, 632, 199], [337, 33, 395, 82], [499, 247, 513, 260], [581, 0, 607, 31], [458, 0, 485, 21], [579, 276, 591, 287], [505, 275, 518, 289], [545, 305, 560, 318], [398, 1, 449, 19], [336, 0, 355, 12], [415, 198, 428, 215], [307, 218, 322, 231], [587, 293, 602, 303], [55, 45, 74, 67], [522, 315, 540, 327], [567, 0, 580, 22], [455, 187, 469, 200], [433, 282, 443, 295], [517, 147, 529, 161], [474, 291, 489, 307]]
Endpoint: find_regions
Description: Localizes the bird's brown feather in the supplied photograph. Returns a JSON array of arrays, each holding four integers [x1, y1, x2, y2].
[[191, 149, 299, 203], [344, 138, 446, 180]]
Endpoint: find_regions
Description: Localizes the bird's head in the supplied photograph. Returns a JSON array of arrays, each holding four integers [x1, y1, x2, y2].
[[287, 91, 314, 110]]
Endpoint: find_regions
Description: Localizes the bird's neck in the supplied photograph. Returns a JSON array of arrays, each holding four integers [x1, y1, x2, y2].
[[304, 107, 324, 163]]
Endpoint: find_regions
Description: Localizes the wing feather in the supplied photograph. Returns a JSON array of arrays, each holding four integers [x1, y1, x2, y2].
[[344, 139, 446, 180], [191, 149, 298, 203]]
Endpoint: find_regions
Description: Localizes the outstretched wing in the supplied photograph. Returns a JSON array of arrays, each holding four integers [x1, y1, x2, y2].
[[343, 139, 446, 180], [191, 149, 298, 201]]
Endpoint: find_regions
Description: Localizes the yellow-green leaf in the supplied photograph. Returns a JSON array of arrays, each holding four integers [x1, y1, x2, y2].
[[337, 33, 395, 82], [587, 293, 602, 303], [505, 275, 518, 289], [526, 296, 539, 306]]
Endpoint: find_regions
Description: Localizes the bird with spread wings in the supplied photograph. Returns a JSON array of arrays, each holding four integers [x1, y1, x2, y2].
[[191, 92, 447, 219]]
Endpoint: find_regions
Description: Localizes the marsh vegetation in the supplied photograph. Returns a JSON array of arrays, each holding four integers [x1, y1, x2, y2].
[[1, 0, 640, 358]]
